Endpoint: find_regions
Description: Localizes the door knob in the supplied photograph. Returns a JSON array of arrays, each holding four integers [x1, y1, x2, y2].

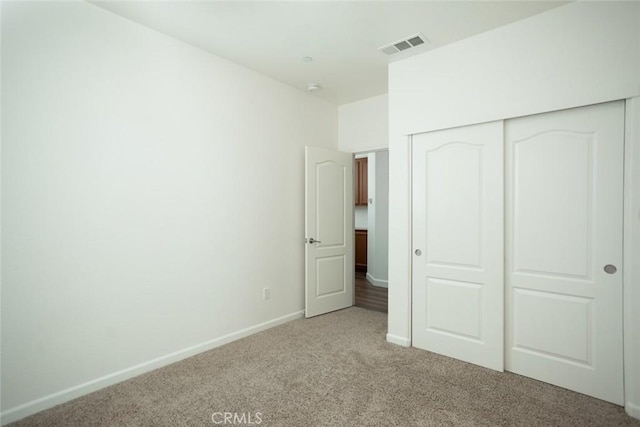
[[309, 238, 322, 244], [415, 249, 422, 256], [604, 264, 617, 274]]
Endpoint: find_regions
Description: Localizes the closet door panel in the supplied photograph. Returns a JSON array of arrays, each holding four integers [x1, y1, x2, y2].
[[412, 121, 504, 372], [505, 101, 624, 405]]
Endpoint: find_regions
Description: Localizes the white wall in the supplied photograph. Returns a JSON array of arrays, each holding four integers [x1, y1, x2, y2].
[[389, 2, 640, 136], [1, 1, 337, 423], [387, 0, 640, 415], [354, 206, 368, 230], [366, 153, 375, 274], [338, 94, 388, 153]]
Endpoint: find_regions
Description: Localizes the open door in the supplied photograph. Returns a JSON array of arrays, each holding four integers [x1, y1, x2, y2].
[[305, 147, 354, 318]]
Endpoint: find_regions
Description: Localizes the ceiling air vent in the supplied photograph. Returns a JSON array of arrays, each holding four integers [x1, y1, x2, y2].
[[379, 33, 428, 56]]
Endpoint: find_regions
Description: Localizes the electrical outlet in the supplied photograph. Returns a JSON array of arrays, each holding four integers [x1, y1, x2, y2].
[[263, 287, 271, 300]]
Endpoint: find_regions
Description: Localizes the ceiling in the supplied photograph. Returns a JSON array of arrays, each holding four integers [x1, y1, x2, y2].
[[91, 1, 568, 105]]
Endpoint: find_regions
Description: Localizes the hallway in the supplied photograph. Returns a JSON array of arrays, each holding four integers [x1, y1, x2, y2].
[[355, 271, 387, 313]]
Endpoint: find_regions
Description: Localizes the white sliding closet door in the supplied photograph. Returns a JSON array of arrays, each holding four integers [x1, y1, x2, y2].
[[412, 121, 504, 371], [505, 101, 624, 404]]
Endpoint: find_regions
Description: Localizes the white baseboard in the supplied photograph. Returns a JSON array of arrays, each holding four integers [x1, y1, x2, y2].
[[626, 401, 640, 420], [366, 272, 388, 288], [386, 333, 411, 347], [0, 310, 304, 426]]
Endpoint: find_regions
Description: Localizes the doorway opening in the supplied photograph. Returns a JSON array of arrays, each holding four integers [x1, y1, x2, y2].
[[353, 150, 389, 313]]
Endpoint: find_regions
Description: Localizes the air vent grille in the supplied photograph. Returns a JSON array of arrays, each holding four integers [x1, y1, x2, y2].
[[394, 41, 411, 51], [407, 36, 425, 47], [379, 33, 428, 56]]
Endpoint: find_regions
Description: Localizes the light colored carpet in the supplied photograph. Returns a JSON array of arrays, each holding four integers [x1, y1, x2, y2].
[[10, 307, 639, 426]]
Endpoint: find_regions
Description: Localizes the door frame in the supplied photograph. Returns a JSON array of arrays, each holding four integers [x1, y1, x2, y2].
[[392, 98, 640, 415], [623, 97, 640, 418]]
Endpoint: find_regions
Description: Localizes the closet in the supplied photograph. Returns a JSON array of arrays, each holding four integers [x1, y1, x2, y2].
[[411, 101, 624, 405]]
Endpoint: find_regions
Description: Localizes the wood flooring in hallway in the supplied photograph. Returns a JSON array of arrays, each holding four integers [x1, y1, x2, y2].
[[354, 271, 388, 313]]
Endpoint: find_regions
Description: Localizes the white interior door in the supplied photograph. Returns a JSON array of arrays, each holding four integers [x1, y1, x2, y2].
[[412, 121, 504, 371], [305, 147, 354, 318], [505, 101, 624, 404]]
